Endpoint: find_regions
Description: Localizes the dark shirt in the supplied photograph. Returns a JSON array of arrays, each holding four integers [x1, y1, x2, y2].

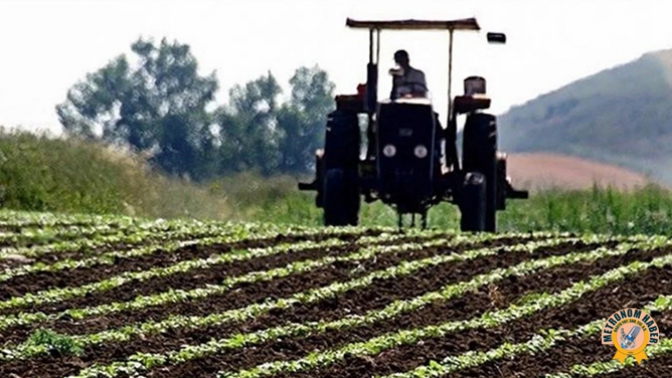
[[391, 66, 428, 99]]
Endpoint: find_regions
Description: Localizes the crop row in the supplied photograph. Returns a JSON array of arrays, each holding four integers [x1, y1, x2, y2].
[[0, 220, 379, 282], [0, 222, 244, 271], [0, 227, 405, 312], [0, 220, 404, 275], [364, 242, 672, 378], [0, 233, 584, 361], [0, 223, 148, 248], [0, 229, 483, 331], [207, 237, 670, 378], [0, 219, 244, 261], [0, 217, 393, 262], [0, 210, 141, 228], [61, 234, 602, 377], [0, 233, 320, 283], [382, 293, 672, 378], [0, 210, 284, 231]]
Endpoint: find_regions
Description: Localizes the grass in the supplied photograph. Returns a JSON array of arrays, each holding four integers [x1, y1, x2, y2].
[[1, 128, 671, 235], [0, 128, 232, 220], [219, 178, 672, 235]]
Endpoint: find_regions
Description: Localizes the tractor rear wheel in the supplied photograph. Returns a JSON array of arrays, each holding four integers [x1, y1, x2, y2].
[[460, 172, 487, 232], [462, 113, 498, 232], [323, 168, 360, 226]]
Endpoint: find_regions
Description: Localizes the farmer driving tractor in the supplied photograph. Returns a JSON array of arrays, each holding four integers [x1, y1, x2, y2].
[[389, 49, 443, 156], [389, 49, 428, 100]]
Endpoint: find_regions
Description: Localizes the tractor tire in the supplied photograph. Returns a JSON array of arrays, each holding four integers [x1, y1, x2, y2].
[[462, 113, 497, 232], [460, 172, 486, 232], [324, 110, 360, 170], [323, 168, 360, 226]]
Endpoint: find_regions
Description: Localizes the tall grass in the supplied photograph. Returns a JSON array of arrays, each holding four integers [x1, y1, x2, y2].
[[212, 173, 672, 235], [498, 183, 672, 235], [0, 129, 232, 220], [1, 128, 671, 235]]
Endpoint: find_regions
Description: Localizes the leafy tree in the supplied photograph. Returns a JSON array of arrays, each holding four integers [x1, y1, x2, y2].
[[215, 66, 335, 176], [58, 35, 337, 180], [56, 37, 219, 180], [215, 72, 282, 175], [276, 66, 335, 174]]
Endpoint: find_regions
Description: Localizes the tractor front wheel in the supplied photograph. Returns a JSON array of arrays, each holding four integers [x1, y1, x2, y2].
[[323, 168, 360, 226]]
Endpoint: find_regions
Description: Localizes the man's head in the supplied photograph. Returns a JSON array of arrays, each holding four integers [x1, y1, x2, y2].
[[394, 50, 410, 68]]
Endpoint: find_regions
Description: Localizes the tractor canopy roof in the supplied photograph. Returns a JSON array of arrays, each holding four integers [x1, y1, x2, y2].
[[345, 18, 480, 31]]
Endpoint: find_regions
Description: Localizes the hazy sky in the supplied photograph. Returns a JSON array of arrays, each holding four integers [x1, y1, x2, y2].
[[1, 0, 671, 134]]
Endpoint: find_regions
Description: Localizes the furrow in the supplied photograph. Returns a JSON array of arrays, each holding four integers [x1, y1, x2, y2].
[[0, 230, 508, 337], [0, 223, 384, 298], [384, 294, 672, 378], [58, 235, 583, 378], [216, 240, 672, 378], [0, 226, 386, 315], [0, 231, 461, 342], [140, 237, 668, 378], [0, 234, 522, 377], [1, 235, 576, 363], [0, 221, 369, 264]]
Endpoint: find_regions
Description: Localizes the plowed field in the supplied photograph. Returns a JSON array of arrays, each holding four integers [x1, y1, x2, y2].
[[0, 210, 670, 378]]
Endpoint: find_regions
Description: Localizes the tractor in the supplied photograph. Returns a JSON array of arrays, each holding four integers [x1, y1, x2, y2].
[[298, 17, 528, 232]]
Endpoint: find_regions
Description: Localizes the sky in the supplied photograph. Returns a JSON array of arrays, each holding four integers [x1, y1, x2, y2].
[[1, 0, 671, 134]]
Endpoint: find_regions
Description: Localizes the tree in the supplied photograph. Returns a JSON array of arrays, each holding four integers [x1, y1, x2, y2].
[[215, 72, 282, 176], [58, 36, 337, 180], [214, 66, 335, 176], [56, 37, 219, 180], [276, 66, 335, 174]]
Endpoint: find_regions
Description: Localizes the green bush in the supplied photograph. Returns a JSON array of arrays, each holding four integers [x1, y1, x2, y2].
[[0, 128, 231, 220]]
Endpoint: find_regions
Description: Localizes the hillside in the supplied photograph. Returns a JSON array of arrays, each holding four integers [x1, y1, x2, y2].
[[498, 48, 672, 184], [506, 152, 651, 192]]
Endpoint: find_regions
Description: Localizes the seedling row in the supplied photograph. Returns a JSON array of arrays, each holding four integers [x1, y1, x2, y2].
[[0, 212, 668, 377]]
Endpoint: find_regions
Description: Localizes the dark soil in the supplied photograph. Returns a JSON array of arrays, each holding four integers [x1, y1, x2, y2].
[[0, 234, 524, 346], [299, 265, 672, 378], [599, 354, 672, 377], [0, 230, 392, 316], [137, 241, 660, 378], [3, 239, 616, 376], [449, 310, 672, 378], [0, 229, 389, 300], [0, 236, 536, 378]]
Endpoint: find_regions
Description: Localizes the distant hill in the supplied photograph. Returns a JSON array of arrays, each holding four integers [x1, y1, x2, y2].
[[506, 153, 652, 192], [497, 48, 672, 185]]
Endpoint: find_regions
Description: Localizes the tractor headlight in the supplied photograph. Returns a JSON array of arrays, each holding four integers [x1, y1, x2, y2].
[[414, 145, 428, 158], [383, 144, 397, 157]]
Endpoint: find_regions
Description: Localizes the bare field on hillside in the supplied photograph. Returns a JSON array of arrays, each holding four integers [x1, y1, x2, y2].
[[507, 152, 653, 191]]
